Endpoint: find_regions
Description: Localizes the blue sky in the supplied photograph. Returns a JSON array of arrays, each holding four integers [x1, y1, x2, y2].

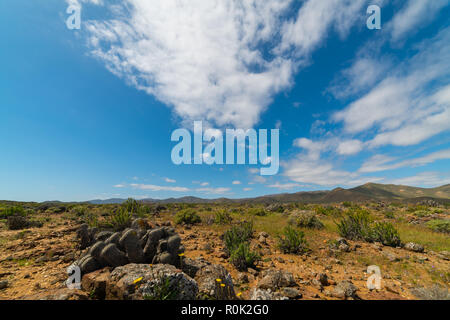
[[0, 0, 449, 202]]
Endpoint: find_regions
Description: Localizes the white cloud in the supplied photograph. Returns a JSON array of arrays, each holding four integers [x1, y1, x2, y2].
[[268, 182, 303, 190], [130, 183, 189, 192], [336, 140, 363, 155], [389, 0, 450, 42], [334, 28, 450, 147], [196, 187, 231, 195], [113, 184, 125, 188], [79, 0, 371, 128], [164, 178, 176, 183], [360, 149, 450, 173], [386, 172, 450, 187], [232, 180, 241, 185], [243, 188, 252, 192]]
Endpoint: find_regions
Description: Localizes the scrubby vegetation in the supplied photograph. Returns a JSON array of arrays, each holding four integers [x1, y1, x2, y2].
[[293, 211, 324, 229], [223, 221, 259, 270], [174, 209, 201, 225], [277, 226, 309, 254], [336, 210, 401, 247], [426, 219, 450, 234]]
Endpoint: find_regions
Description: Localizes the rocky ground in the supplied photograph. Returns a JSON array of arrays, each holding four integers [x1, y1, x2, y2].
[[0, 203, 449, 300]]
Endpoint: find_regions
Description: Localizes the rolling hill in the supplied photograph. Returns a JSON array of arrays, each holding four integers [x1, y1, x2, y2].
[[88, 183, 450, 204]]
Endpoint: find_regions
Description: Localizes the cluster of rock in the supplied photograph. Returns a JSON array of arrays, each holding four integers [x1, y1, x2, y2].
[[74, 219, 184, 275], [81, 258, 237, 300]]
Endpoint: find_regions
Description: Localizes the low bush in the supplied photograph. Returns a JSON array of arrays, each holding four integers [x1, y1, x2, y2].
[[336, 210, 402, 247], [370, 221, 401, 247], [0, 206, 26, 219], [277, 226, 309, 254], [174, 209, 201, 225], [295, 212, 324, 229], [214, 210, 233, 225], [223, 221, 254, 254], [426, 219, 450, 234], [109, 208, 132, 231], [336, 210, 373, 241]]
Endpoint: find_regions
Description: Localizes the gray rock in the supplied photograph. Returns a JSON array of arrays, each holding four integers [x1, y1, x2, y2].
[[100, 243, 129, 267], [0, 280, 9, 290], [250, 289, 288, 300], [195, 264, 235, 300], [281, 287, 301, 299], [332, 280, 357, 299], [404, 242, 424, 253], [180, 258, 209, 278], [108, 263, 198, 300], [257, 269, 296, 290], [167, 235, 181, 254]]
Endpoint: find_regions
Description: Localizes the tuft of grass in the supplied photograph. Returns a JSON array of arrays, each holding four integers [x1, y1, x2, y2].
[[370, 221, 401, 247], [223, 221, 254, 254]]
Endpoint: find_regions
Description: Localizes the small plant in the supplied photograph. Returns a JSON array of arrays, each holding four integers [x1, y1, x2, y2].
[[223, 221, 254, 254], [229, 242, 260, 271], [295, 212, 324, 229], [143, 277, 179, 300], [384, 210, 396, 219], [72, 206, 87, 217], [413, 210, 432, 217], [214, 210, 233, 225], [277, 226, 309, 254], [85, 212, 99, 228], [174, 209, 201, 225], [247, 207, 267, 216], [336, 210, 373, 241], [426, 219, 450, 234], [370, 221, 401, 247], [109, 207, 132, 231]]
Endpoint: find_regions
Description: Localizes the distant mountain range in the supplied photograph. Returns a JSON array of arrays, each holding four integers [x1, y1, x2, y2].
[[88, 183, 450, 204]]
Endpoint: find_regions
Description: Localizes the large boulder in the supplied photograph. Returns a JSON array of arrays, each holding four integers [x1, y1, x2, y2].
[[107, 263, 198, 300], [100, 244, 129, 267]]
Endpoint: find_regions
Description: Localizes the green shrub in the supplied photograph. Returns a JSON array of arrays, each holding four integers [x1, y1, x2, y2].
[[0, 206, 26, 219], [214, 210, 232, 225], [384, 211, 396, 219], [174, 209, 201, 225], [413, 210, 432, 217], [277, 226, 309, 254], [229, 242, 260, 271], [337, 211, 402, 247], [109, 208, 132, 231], [336, 210, 373, 241], [426, 220, 450, 234], [295, 212, 324, 229], [247, 207, 267, 216], [370, 222, 401, 247], [72, 206, 87, 217], [223, 221, 254, 254]]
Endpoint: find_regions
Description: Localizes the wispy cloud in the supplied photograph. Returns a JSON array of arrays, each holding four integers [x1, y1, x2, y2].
[[113, 184, 125, 188], [164, 178, 176, 183], [195, 187, 231, 195], [268, 182, 303, 190], [131, 183, 189, 192], [78, 0, 374, 128]]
